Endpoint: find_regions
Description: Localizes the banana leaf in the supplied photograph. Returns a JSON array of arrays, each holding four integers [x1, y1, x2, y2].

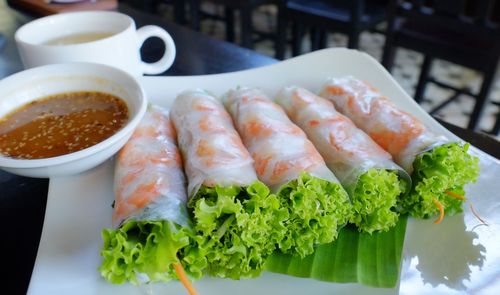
[[265, 215, 408, 288]]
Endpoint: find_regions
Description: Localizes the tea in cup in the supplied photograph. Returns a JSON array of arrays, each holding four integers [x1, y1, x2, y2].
[[15, 11, 176, 76]]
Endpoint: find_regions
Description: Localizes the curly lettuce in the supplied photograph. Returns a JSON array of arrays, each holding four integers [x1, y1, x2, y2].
[[99, 220, 204, 285], [189, 181, 287, 279], [401, 142, 479, 218], [275, 172, 352, 258], [349, 169, 406, 234]]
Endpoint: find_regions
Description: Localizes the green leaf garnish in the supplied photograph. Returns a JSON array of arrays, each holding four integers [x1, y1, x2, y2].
[[189, 181, 287, 279], [401, 142, 479, 218], [99, 220, 202, 284], [349, 168, 406, 234], [266, 215, 408, 288], [275, 172, 352, 258]]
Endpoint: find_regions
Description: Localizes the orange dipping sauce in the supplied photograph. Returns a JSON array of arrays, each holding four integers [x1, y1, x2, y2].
[[0, 91, 128, 159]]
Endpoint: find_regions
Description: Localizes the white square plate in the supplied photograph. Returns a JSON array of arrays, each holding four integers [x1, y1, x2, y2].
[[28, 48, 500, 295]]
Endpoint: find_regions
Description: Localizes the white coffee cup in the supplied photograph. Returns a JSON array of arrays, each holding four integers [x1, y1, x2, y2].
[[15, 11, 176, 76]]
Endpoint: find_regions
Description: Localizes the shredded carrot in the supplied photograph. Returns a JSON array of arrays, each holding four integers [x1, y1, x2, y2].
[[173, 262, 199, 295], [470, 203, 488, 226], [196, 139, 216, 157], [433, 198, 444, 224], [325, 85, 346, 96], [445, 191, 465, 201], [194, 103, 215, 112], [309, 120, 320, 126]]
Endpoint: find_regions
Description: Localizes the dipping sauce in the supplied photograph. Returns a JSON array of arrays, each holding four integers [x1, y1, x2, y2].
[[0, 91, 128, 159]]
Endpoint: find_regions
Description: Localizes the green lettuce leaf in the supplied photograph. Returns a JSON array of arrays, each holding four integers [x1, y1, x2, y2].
[[100, 220, 203, 285], [349, 168, 406, 234], [266, 215, 408, 288], [275, 172, 352, 258], [401, 142, 479, 218], [189, 181, 287, 279]]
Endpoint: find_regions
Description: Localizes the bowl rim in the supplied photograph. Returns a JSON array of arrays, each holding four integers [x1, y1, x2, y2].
[[0, 62, 147, 168]]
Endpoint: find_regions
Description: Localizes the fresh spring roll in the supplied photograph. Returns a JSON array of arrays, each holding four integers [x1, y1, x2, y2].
[[100, 105, 204, 285], [320, 77, 479, 220], [276, 86, 411, 233], [170, 89, 283, 279], [223, 87, 352, 257]]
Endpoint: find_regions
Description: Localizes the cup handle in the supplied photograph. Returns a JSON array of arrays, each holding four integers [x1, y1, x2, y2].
[[136, 25, 176, 75]]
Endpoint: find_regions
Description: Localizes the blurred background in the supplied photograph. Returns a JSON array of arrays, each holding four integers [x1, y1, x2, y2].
[[2, 0, 499, 137], [123, 0, 500, 137]]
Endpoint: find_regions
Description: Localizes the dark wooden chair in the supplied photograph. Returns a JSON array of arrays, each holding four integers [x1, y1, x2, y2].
[[0, 34, 5, 51], [122, 0, 188, 24], [382, 0, 500, 133], [188, 0, 279, 50], [492, 101, 500, 134], [275, 0, 388, 59]]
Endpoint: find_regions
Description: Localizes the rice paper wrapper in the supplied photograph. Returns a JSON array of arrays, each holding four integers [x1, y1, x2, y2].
[[170, 89, 258, 197], [276, 86, 411, 194], [224, 87, 353, 255], [223, 87, 340, 191], [112, 105, 189, 229], [171, 89, 287, 278], [319, 76, 449, 173]]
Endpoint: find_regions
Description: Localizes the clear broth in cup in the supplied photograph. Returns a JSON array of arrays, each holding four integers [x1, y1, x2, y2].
[[43, 32, 114, 45]]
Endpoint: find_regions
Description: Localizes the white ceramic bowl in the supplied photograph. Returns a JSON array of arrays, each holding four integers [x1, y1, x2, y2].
[[0, 62, 147, 178]]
